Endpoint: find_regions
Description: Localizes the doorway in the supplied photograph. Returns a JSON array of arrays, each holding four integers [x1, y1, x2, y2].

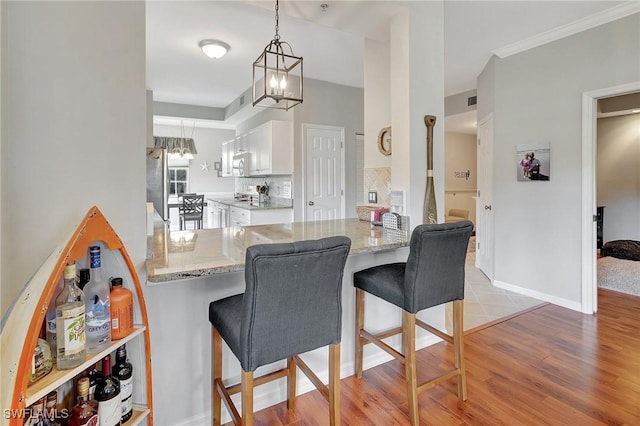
[[581, 82, 640, 314], [302, 124, 345, 221]]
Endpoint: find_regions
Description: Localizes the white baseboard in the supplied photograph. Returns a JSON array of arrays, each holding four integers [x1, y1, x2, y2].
[[173, 333, 442, 426], [493, 280, 582, 312]]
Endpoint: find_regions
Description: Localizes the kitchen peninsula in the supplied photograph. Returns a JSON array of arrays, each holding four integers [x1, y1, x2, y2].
[[143, 219, 445, 425]]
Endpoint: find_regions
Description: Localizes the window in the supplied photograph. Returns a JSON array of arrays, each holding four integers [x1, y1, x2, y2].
[[169, 167, 189, 196]]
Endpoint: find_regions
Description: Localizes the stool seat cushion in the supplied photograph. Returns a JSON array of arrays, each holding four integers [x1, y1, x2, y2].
[[354, 263, 406, 310], [209, 294, 244, 359]]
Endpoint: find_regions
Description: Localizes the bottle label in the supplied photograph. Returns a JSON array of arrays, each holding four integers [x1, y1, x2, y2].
[[112, 317, 119, 330], [79, 413, 99, 426], [90, 247, 101, 268], [46, 319, 56, 333], [120, 376, 133, 399], [57, 304, 85, 355], [98, 397, 122, 426]]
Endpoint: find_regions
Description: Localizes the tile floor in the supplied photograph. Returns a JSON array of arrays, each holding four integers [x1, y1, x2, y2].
[[462, 238, 544, 331]]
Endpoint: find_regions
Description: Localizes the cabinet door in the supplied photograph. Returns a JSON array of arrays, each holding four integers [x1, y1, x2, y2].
[[221, 140, 234, 177]]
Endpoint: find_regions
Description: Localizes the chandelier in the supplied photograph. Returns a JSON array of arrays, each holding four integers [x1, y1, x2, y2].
[[252, 0, 303, 111], [154, 120, 198, 160]]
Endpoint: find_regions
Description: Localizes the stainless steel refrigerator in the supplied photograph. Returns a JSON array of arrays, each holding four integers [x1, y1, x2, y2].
[[146, 147, 169, 221]]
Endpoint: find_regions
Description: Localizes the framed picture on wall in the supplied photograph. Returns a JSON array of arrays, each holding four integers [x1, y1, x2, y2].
[[516, 143, 550, 181]]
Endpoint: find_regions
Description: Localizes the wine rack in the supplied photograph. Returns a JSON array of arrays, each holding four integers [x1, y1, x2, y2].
[[0, 207, 153, 426]]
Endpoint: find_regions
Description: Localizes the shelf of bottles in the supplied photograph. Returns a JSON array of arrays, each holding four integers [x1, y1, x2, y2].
[[0, 207, 153, 426], [26, 326, 145, 406]]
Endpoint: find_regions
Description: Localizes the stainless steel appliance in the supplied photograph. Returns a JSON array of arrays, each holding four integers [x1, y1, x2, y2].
[[232, 152, 250, 177], [146, 147, 170, 221]]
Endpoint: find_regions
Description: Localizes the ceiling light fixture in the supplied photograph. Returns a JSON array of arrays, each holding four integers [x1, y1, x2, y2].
[[199, 40, 230, 59], [154, 120, 198, 160], [252, 0, 303, 111]]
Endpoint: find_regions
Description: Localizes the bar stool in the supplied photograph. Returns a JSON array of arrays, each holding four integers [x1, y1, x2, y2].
[[353, 221, 473, 425], [209, 236, 351, 426]]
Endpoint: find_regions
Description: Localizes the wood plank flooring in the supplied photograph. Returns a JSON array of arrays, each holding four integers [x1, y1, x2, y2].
[[224, 289, 640, 425]]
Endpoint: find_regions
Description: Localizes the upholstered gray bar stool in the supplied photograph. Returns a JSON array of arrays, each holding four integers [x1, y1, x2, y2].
[[354, 221, 473, 425], [209, 236, 351, 426]]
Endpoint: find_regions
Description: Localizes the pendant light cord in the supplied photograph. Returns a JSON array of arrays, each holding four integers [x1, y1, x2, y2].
[[274, 0, 280, 41]]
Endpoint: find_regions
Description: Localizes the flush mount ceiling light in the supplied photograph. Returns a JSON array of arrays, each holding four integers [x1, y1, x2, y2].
[[199, 40, 230, 59], [252, 0, 303, 111]]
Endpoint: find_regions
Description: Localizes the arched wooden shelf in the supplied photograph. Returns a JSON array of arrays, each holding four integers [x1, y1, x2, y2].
[[1, 206, 153, 426]]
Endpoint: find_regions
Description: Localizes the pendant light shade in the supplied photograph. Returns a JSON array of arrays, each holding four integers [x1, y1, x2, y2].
[[252, 0, 303, 111]]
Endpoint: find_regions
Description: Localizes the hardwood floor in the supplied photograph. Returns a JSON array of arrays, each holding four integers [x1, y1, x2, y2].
[[225, 289, 640, 425]]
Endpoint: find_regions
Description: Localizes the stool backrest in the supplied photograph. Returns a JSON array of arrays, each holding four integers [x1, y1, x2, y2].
[[404, 221, 473, 313], [241, 236, 351, 371], [182, 194, 204, 216]]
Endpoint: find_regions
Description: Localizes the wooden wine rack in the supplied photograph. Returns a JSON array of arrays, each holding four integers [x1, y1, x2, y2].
[[0, 206, 153, 426]]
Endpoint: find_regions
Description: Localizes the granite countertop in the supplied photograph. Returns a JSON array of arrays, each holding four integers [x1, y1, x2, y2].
[[207, 197, 293, 211], [146, 219, 409, 283]]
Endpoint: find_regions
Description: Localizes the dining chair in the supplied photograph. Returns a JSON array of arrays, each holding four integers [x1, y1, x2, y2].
[[179, 194, 205, 230]]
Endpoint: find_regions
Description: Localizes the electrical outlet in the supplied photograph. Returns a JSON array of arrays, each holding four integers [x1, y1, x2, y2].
[[368, 191, 378, 204]]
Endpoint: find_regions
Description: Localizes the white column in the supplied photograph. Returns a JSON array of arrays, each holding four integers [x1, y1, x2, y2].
[[390, 2, 445, 228]]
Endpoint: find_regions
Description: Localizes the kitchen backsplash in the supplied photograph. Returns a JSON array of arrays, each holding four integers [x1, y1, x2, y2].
[[236, 175, 293, 199], [364, 167, 391, 207]]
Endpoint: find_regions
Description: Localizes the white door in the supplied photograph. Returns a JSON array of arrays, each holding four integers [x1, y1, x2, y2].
[[476, 114, 494, 280], [304, 125, 345, 221]]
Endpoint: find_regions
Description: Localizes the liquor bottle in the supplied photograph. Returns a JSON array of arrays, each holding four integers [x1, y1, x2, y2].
[[46, 278, 64, 362], [110, 278, 134, 340], [44, 391, 61, 426], [87, 363, 100, 401], [26, 398, 45, 426], [29, 337, 53, 385], [68, 378, 98, 426], [55, 263, 86, 370], [78, 268, 90, 291], [113, 345, 133, 423], [84, 246, 111, 353], [96, 354, 121, 426]]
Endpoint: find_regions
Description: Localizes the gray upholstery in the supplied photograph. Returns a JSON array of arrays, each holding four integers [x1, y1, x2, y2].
[[209, 236, 351, 372], [354, 221, 473, 314]]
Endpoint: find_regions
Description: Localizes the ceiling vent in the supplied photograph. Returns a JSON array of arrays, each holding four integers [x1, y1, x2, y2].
[[467, 96, 477, 106]]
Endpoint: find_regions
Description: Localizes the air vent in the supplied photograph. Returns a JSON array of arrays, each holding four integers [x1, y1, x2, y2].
[[467, 96, 477, 106], [239, 95, 245, 106]]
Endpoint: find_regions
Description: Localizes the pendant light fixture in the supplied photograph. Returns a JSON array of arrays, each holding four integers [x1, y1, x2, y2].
[[154, 120, 198, 160], [252, 0, 303, 111]]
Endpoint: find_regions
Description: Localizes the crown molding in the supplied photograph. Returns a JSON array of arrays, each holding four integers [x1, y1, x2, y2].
[[493, 1, 640, 59]]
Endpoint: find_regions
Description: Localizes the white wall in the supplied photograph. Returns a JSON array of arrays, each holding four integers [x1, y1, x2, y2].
[[597, 113, 640, 242], [0, 0, 6, 314], [477, 13, 640, 307], [2, 1, 146, 316], [364, 39, 391, 169], [152, 124, 236, 194], [445, 132, 477, 225]]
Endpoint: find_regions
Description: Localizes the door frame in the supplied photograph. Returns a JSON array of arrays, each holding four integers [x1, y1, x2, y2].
[[581, 81, 640, 314], [301, 123, 346, 222]]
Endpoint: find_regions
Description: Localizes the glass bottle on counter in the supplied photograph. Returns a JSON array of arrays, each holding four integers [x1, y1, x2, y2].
[[68, 378, 98, 426], [96, 354, 121, 426], [55, 263, 86, 370], [113, 345, 133, 423], [84, 246, 111, 353]]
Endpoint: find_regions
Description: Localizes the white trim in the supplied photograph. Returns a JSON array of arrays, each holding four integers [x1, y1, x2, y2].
[[301, 123, 346, 222], [493, 1, 640, 59], [493, 280, 582, 312], [581, 81, 640, 314]]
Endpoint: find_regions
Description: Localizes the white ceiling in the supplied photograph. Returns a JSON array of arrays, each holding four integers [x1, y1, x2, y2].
[[147, 1, 629, 121]]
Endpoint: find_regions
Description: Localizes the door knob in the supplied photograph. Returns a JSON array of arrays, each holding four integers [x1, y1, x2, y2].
[[308, 201, 314, 206], [484, 205, 492, 211]]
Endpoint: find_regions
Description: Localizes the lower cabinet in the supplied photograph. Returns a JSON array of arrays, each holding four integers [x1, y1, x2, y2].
[[229, 206, 293, 227], [0, 206, 153, 426]]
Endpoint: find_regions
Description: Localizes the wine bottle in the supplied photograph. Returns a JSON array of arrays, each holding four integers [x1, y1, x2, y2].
[[113, 345, 133, 423], [110, 277, 134, 340], [84, 246, 111, 353], [55, 263, 86, 370], [68, 378, 99, 426], [96, 355, 121, 426]]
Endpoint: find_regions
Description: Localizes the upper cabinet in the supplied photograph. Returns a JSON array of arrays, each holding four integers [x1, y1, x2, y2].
[[248, 120, 293, 176], [221, 139, 235, 177]]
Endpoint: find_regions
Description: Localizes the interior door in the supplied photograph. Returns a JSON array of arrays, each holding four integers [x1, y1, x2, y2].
[[476, 114, 494, 280], [304, 125, 345, 221]]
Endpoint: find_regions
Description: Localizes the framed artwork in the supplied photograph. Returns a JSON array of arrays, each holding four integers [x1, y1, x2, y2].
[[214, 160, 222, 177], [516, 143, 550, 181]]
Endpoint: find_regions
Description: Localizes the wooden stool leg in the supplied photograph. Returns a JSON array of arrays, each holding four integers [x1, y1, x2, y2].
[[212, 328, 222, 426], [241, 370, 254, 426], [355, 288, 365, 378], [287, 356, 296, 410], [453, 300, 467, 401], [403, 311, 418, 425], [329, 343, 341, 426]]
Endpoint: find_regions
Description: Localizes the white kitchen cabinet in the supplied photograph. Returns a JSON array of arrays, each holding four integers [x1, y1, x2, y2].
[[230, 205, 293, 226], [221, 139, 235, 177], [248, 120, 293, 176]]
